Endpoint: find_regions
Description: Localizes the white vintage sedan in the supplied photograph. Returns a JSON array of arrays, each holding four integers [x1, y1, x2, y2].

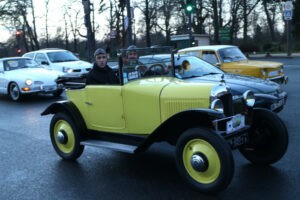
[[0, 57, 64, 101]]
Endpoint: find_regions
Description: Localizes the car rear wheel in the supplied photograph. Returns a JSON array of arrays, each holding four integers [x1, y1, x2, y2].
[[239, 108, 288, 165], [9, 82, 22, 101], [176, 127, 234, 193], [50, 112, 84, 160]]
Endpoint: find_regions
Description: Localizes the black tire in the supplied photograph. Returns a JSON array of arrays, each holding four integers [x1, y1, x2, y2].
[[9, 82, 22, 101], [50, 112, 84, 160], [52, 89, 63, 97], [176, 127, 234, 193], [239, 108, 288, 165]]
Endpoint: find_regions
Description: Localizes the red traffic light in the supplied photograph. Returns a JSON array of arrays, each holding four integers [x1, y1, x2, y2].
[[16, 30, 22, 37], [17, 49, 22, 54]]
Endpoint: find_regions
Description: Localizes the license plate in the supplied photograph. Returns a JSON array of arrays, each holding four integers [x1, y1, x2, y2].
[[271, 99, 284, 110], [228, 133, 248, 148], [226, 114, 245, 134]]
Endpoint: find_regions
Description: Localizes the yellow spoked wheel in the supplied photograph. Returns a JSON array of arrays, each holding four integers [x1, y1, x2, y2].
[[50, 112, 84, 160], [176, 127, 234, 194]]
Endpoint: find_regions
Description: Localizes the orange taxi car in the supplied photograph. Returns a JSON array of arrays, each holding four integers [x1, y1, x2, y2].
[[178, 45, 288, 84]]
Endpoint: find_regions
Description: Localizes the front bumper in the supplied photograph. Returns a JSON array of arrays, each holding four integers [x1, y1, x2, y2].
[[21, 84, 63, 94], [254, 91, 288, 112], [212, 113, 251, 149]]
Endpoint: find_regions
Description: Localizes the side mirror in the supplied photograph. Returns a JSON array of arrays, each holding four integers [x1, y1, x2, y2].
[[41, 61, 49, 65]]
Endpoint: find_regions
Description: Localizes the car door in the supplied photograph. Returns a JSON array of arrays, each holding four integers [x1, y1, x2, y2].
[[85, 85, 125, 131]]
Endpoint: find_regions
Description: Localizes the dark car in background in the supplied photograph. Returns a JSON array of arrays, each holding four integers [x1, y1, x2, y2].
[[139, 54, 288, 113]]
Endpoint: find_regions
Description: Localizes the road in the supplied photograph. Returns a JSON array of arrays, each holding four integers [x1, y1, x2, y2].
[[0, 58, 299, 200]]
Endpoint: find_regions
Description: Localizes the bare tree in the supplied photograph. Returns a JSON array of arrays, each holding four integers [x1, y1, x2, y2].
[[262, 0, 280, 42], [156, 0, 177, 45], [241, 0, 260, 43], [44, 0, 50, 47], [228, 0, 243, 43], [193, 0, 209, 34], [134, 0, 159, 47], [64, 3, 82, 52], [82, 0, 96, 61]]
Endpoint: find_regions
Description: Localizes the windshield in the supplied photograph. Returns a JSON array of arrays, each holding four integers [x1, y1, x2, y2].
[[218, 47, 247, 63], [47, 51, 79, 63], [137, 55, 223, 79], [173, 56, 223, 79], [4, 59, 41, 71]]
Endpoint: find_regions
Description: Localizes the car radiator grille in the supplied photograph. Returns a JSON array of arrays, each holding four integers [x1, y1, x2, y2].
[[219, 93, 233, 117], [232, 97, 248, 115]]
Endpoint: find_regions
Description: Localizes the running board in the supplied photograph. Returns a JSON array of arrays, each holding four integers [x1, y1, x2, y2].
[[80, 140, 137, 154]]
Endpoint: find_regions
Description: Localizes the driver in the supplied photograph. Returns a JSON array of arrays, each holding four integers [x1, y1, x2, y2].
[[86, 48, 119, 85]]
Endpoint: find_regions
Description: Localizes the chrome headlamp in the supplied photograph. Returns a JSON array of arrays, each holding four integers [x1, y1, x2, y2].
[[210, 84, 230, 99], [243, 90, 255, 107], [210, 99, 224, 113]]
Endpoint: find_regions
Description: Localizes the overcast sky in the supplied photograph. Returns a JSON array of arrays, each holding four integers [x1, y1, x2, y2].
[[0, 0, 112, 42]]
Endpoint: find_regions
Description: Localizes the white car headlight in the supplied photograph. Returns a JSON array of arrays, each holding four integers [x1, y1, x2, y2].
[[210, 99, 224, 113], [25, 79, 33, 86], [63, 67, 74, 73], [243, 90, 255, 107]]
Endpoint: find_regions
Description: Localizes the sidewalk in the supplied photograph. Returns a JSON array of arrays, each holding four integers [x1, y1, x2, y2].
[[248, 52, 300, 58]]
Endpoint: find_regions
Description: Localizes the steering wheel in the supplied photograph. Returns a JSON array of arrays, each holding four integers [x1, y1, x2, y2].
[[143, 64, 165, 77]]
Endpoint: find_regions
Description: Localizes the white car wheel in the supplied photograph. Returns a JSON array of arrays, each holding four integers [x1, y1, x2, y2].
[[9, 82, 22, 101]]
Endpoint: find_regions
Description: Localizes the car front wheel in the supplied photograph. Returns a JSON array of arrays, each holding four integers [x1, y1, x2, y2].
[[176, 127, 234, 194], [9, 82, 22, 101], [239, 108, 288, 165], [50, 112, 84, 160]]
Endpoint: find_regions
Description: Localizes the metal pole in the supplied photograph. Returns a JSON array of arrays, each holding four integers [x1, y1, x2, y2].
[[287, 20, 292, 57], [188, 12, 192, 47]]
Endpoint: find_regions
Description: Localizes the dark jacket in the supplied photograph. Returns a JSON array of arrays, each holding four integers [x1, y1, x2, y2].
[[86, 63, 119, 85]]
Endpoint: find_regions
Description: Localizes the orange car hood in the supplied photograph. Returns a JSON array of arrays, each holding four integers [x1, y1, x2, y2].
[[228, 60, 282, 69]]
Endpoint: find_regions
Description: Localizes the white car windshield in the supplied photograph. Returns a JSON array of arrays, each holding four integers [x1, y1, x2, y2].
[[4, 59, 41, 71], [47, 51, 79, 63], [218, 47, 247, 63]]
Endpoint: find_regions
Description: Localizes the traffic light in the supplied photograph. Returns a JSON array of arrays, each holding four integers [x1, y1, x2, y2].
[[16, 30, 22, 38], [16, 49, 22, 55], [185, 3, 193, 13]]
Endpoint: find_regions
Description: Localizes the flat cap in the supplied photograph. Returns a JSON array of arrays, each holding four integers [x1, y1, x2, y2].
[[94, 48, 106, 57]]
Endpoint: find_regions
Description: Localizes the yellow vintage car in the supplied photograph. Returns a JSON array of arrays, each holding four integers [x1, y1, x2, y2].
[[178, 45, 288, 84], [41, 47, 288, 194]]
